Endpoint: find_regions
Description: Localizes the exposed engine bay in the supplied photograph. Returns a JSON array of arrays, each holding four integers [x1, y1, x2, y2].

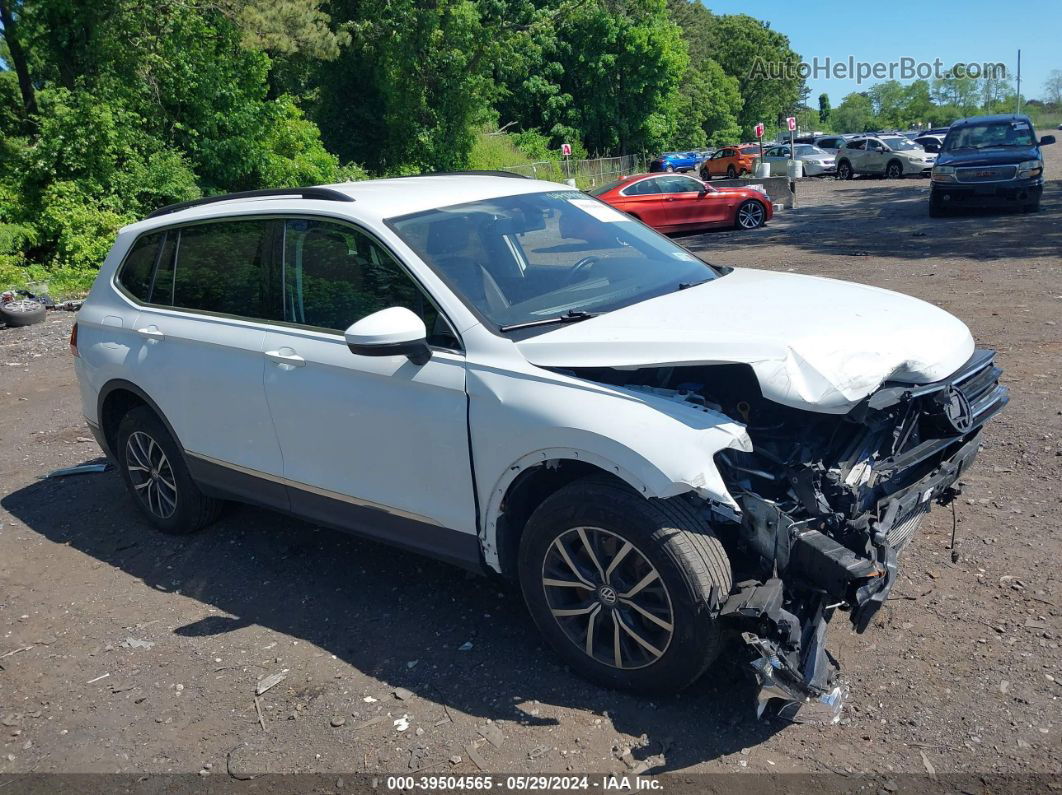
[[569, 349, 1008, 720]]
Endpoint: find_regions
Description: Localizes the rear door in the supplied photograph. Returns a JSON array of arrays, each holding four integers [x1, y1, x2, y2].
[[123, 218, 288, 506], [260, 217, 477, 548], [841, 139, 866, 171]]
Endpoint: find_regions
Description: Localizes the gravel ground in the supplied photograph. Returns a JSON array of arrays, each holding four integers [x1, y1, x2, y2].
[[0, 175, 1059, 785]]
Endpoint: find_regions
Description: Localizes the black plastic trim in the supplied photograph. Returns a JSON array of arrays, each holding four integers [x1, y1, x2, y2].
[[146, 187, 355, 219]]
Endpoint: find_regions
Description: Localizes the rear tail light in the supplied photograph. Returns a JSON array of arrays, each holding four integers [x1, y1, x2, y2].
[[69, 322, 79, 357]]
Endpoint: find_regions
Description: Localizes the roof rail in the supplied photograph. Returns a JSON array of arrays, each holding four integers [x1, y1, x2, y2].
[[387, 170, 529, 180], [145, 187, 355, 219]]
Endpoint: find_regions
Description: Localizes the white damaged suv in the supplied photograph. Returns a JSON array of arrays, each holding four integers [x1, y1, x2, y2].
[[73, 174, 1006, 719]]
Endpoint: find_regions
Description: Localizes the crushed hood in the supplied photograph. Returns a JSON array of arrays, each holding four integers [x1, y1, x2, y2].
[[516, 268, 975, 414]]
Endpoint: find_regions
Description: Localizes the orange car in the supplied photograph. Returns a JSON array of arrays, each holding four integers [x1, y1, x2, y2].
[[699, 145, 758, 179]]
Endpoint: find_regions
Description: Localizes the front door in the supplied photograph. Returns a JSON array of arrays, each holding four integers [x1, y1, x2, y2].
[[261, 217, 478, 560], [657, 175, 729, 228]]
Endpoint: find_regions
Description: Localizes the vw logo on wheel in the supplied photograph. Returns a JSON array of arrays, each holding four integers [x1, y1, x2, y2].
[[597, 585, 618, 606]]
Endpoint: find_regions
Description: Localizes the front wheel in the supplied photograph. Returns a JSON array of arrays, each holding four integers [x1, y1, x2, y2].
[[735, 199, 766, 229], [885, 160, 904, 179], [518, 477, 732, 693], [665, 165, 675, 173], [726, 165, 737, 179]]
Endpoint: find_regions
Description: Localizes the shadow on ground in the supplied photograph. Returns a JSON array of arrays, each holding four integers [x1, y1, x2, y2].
[[678, 180, 1062, 262], [2, 464, 786, 771]]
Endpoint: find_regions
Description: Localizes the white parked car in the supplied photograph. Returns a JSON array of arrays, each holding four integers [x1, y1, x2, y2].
[[835, 135, 937, 179], [73, 174, 1006, 719], [760, 144, 836, 176]]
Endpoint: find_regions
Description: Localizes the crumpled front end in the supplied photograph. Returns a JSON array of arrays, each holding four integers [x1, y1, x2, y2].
[[568, 348, 1007, 720], [711, 349, 1007, 720]]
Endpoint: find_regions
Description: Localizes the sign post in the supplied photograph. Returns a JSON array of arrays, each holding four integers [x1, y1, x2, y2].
[[754, 122, 765, 161], [786, 115, 799, 206]]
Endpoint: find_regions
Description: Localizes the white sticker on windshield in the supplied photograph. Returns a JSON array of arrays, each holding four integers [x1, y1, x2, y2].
[[568, 197, 628, 223]]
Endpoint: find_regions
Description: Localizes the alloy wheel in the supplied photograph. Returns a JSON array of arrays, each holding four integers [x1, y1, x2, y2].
[[125, 431, 178, 519], [541, 527, 674, 670], [738, 202, 765, 229]]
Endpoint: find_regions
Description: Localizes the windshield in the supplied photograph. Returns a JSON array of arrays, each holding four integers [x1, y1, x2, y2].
[[389, 190, 718, 332], [944, 120, 1036, 150], [795, 145, 826, 156], [881, 136, 919, 151]]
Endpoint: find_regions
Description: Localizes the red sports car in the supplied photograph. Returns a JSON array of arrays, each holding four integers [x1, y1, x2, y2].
[[589, 173, 773, 233]]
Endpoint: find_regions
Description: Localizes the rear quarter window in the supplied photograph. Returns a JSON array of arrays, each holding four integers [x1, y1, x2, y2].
[[116, 232, 164, 301]]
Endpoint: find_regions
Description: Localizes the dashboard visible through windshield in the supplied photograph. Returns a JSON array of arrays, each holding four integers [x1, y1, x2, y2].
[[388, 190, 719, 334]]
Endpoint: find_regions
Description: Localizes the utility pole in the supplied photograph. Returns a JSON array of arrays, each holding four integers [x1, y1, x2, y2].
[[1015, 49, 1022, 114]]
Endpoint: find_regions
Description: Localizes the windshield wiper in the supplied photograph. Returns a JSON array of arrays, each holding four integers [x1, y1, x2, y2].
[[677, 278, 710, 291], [499, 309, 600, 332]]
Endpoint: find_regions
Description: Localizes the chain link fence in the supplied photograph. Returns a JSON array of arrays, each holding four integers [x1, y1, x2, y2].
[[500, 155, 646, 189]]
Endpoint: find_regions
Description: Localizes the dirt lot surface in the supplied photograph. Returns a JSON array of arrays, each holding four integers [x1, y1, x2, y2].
[[1, 174, 1060, 784]]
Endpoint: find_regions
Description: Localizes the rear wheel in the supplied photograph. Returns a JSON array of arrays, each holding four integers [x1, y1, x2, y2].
[[116, 406, 222, 534], [836, 160, 853, 180], [518, 477, 732, 693], [735, 199, 766, 229]]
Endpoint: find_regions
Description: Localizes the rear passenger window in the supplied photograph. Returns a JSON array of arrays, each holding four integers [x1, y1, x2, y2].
[[117, 232, 164, 302], [169, 220, 279, 320], [282, 219, 459, 348]]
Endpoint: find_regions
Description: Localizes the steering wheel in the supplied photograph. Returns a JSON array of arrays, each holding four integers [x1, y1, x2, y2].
[[562, 255, 600, 285]]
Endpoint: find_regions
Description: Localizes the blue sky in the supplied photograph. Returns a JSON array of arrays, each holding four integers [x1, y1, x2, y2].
[[703, 0, 1059, 104]]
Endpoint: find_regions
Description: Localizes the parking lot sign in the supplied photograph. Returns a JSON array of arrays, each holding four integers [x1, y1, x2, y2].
[[754, 123, 765, 139], [786, 116, 797, 132], [561, 143, 572, 156]]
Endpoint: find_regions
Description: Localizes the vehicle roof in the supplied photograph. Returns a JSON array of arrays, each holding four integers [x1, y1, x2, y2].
[[951, 114, 1032, 127], [120, 175, 565, 234]]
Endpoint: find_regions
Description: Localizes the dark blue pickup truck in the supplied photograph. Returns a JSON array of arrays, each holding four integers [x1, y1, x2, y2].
[[929, 114, 1055, 216]]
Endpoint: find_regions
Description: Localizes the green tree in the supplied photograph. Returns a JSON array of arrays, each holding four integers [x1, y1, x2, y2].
[[705, 14, 802, 138], [831, 92, 875, 132], [818, 92, 830, 125]]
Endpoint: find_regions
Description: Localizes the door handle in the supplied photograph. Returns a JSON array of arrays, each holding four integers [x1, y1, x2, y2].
[[136, 325, 165, 340], [265, 348, 306, 367]]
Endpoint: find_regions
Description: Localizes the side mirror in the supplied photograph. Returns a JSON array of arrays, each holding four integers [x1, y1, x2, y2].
[[345, 307, 431, 366], [1040, 135, 1056, 146]]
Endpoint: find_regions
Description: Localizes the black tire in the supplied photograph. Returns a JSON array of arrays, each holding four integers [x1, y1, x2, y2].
[[885, 159, 904, 179], [836, 160, 853, 180], [726, 165, 737, 179], [518, 476, 732, 693], [0, 299, 46, 327], [116, 406, 222, 534], [735, 199, 767, 229], [928, 194, 946, 217]]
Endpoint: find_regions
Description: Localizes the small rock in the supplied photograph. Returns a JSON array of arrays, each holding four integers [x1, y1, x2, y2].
[[393, 687, 413, 701], [330, 716, 346, 728], [1000, 680, 1010, 694], [458, 641, 474, 652], [479, 723, 505, 749], [450, 755, 462, 765]]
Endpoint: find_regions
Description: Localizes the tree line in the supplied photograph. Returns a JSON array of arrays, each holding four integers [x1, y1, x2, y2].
[[0, 0, 803, 290]]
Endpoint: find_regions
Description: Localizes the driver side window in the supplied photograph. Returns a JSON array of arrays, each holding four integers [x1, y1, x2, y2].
[[281, 218, 459, 348]]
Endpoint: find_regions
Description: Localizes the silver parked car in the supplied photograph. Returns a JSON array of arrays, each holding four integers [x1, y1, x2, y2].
[[761, 144, 836, 176]]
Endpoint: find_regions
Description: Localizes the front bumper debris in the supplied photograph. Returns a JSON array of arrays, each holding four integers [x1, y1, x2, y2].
[[716, 351, 1007, 720]]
